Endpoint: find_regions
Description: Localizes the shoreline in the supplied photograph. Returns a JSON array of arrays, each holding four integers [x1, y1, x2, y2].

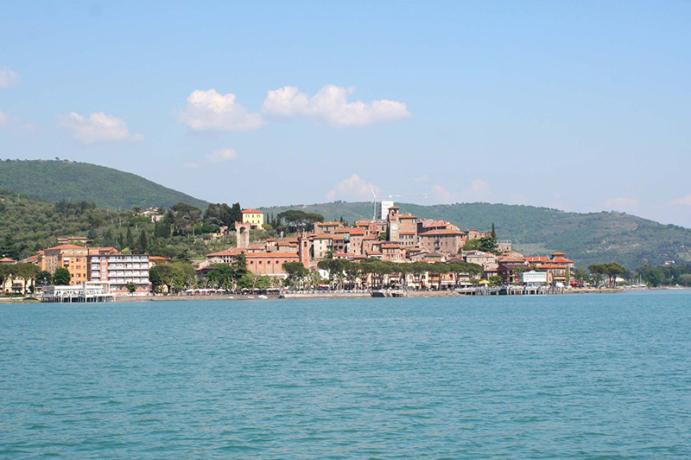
[[0, 286, 644, 304]]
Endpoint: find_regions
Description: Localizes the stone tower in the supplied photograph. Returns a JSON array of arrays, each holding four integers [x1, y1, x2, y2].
[[298, 232, 311, 268], [235, 221, 251, 249], [387, 205, 400, 242]]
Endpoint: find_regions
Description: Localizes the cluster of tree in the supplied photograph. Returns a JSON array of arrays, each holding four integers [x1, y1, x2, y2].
[[463, 236, 498, 254], [149, 261, 197, 293], [637, 263, 691, 287], [200, 254, 250, 290], [150, 256, 276, 292], [0, 191, 253, 262], [204, 202, 242, 228], [310, 258, 484, 290], [54, 200, 97, 216], [274, 210, 324, 233], [588, 262, 628, 287], [0, 263, 42, 294]]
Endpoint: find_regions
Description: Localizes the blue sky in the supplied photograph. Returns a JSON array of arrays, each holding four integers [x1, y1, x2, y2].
[[1, 1, 690, 227]]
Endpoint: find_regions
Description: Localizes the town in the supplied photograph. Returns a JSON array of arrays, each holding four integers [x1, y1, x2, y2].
[[0, 201, 585, 302]]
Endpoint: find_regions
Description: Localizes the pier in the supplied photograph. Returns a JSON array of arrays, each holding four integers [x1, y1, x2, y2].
[[41, 283, 114, 303]]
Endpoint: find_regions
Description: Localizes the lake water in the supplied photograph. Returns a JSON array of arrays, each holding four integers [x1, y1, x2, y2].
[[1, 291, 690, 458]]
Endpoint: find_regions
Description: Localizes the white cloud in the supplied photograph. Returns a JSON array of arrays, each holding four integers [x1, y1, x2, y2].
[[0, 69, 19, 88], [61, 112, 138, 144], [604, 196, 639, 212], [326, 174, 380, 201], [263, 85, 410, 126], [180, 89, 263, 131], [206, 148, 238, 163], [432, 185, 455, 204], [671, 194, 691, 206], [470, 178, 490, 194]]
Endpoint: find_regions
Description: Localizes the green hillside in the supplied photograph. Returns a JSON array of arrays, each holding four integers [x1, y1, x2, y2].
[[0, 190, 238, 261], [261, 201, 691, 269], [0, 159, 207, 209]]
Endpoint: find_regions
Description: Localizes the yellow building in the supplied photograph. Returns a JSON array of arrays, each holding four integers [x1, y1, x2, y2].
[[241, 208, 264, 228], [40, 244, 89, 285]]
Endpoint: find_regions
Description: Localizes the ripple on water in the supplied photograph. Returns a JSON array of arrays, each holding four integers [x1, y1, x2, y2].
[[1, 291, 690, 458]]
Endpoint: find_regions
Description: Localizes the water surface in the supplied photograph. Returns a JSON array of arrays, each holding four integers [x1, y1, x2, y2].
[[1, 291, 690, 458]]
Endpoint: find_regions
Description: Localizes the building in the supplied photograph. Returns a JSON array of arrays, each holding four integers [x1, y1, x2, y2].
[[41, 244, 89, 285], [525, 252, 575, 286], [88, 254, 151, 294], [463, 250, 499, 274], [245, 252, 300, 277], [241, 208, 264, 228], [378, 200, 395, 220], [314, 221, 343, 234], [387, 206, 401, 241], [418, 229, 464, 255]]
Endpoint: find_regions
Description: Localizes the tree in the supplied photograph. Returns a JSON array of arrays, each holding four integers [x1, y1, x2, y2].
[[589, 262, 627, 288], [138, 229, 148, 254], [53, 267, 71, 285], [488, 274, 503, 286], [148, 261, 196, 293], [276, 210, 324, 232], [126, 282, 137, 294], [478, 236, 498, 254], [283, 261, 309, 288], [207, 264, 235, 290], [36, 271, 52, 287], [125, 226, 135, 250], [229, 202, 243, 224]]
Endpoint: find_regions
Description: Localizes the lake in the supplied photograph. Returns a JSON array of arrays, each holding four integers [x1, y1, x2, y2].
[[1, 291, 690, 458]]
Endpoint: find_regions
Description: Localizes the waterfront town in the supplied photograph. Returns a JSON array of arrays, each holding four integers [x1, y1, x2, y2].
[[0, 201, 582, 301]]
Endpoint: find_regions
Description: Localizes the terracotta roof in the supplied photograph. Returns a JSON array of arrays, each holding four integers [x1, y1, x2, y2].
[[310, 234, 334, 240], [533, 264, 569, 269], [21, 255, 40, 264], [498, 254, 526, 263], [45, 244, 87, 251], [551, 256, 574, 263], [399, 231, 417, 235], [526, 256, 547, 262], [207, 248, 244, 257], [399, 213, 417, 219], [419, 229, 462, 236], [334, 227, 366, 235], [381, 243, 402, 249], [316, 221, 342, 226], [88, 247, 120, 255], [465, 250, 495, 257], [0, 257, 17, 264], [241, 208, 264, 214], [246, 252, 300, 259]]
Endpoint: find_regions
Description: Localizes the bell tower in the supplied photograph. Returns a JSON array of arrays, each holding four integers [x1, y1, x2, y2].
[[387, 205, 400, 242]]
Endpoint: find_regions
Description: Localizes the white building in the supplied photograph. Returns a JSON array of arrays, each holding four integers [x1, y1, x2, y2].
[[88, 254, 151, 294], [377, 200, 395, 220]]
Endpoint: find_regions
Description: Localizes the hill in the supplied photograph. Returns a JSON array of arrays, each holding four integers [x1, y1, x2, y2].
[[0, 159, 207, 209], [0, 190, 236, 261], [261, 201, 691, 269]]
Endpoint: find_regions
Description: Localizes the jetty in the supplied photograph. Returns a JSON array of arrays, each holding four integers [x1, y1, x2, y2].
[[41, 283, 114, 303]]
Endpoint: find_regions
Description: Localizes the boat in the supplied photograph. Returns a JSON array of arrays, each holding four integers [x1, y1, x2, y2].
[[371, 289, 407, 298]]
